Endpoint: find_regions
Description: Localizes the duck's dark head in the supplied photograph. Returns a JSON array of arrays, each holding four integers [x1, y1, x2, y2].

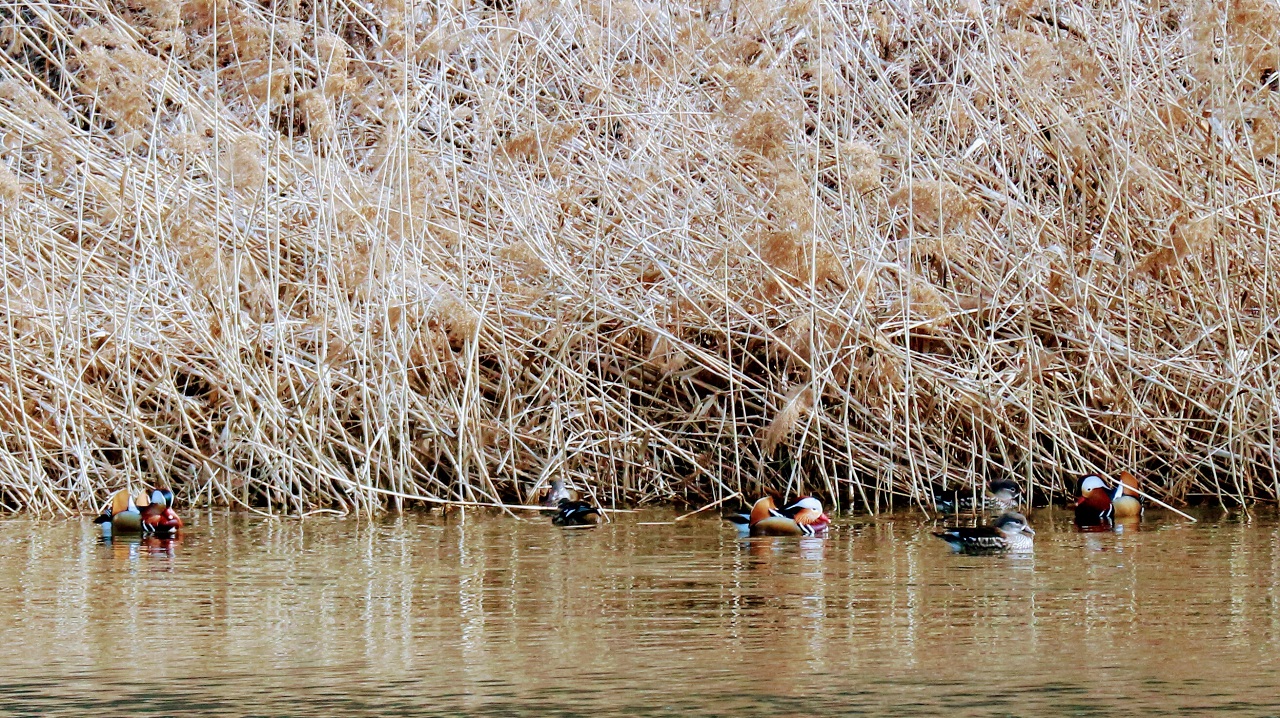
[[986, 479, 1021, 505], [147, 489, 169, 509]]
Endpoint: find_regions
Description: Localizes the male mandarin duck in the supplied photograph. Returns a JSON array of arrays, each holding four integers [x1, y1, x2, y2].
[[931, 479, 1022, 513], [93, 489, 142, 534], [724, 496, 831, 537], [551, 498, 602, 526], [1074, 473, 1124, 526], [137, 488, 183, 537], [933, 512, 1035, 553]]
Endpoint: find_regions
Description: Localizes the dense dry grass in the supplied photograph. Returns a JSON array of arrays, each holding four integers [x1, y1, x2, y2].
[[0, 0, 1277, 514]]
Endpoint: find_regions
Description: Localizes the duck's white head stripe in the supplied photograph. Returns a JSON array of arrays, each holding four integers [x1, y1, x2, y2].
[[1080, 475, 1107, 492], [793, 497, 822, 512]]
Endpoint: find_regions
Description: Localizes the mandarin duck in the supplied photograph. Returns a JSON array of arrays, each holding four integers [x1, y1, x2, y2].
[[540, 478, 575, 507], [933, 512, 1035, 553], [725, 496, 831, 537], [137, 488, 183, 537], [931, 479, 1022, 513], [1073, 474, 1124, 526], [551, 498, 602, 526]]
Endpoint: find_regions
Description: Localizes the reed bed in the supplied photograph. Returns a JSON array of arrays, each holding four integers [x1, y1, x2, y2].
[[0, 0, 1277, 514]]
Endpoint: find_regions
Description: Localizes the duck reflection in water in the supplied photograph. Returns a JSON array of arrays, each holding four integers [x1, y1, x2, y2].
[[744, 534, 827, 563], [99, 533, 181, 558]]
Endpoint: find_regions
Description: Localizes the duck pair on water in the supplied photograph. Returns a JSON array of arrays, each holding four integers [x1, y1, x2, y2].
[[933, 512, 1036, 553], [936, 470, 1147, 553], [93, 487, 182, 537], [718, 492, 1025, 551], [929, 479, 1035, 553]]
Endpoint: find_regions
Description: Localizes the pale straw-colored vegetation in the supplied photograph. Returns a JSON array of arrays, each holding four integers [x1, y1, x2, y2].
[[0, 0, 1277, 514]]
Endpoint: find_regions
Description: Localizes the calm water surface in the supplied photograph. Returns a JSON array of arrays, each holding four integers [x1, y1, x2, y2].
[[2, 507, 1279, 716]]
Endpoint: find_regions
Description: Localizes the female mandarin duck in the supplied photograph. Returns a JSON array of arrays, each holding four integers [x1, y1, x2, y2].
[[551, 498, 602, 526], [985, 479, 1021, 510], [540, 478, 576, 507], [933, 512, 1035, 553], [1070, 473, 1121, 524], [725, 496, 831, 537], [931, 479, 1022, 513]]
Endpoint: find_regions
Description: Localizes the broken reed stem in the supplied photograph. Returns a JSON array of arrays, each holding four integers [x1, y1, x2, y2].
[[0, 0, 1277, 516]]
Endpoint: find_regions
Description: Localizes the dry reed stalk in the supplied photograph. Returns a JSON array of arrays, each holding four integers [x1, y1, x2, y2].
[[0, 0, 1276, 516]]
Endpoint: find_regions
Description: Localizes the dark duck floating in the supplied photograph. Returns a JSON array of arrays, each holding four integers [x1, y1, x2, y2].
[[930, 479, 1022, 513], [552, 499, 602, 527], [933, 512, 1035, 553]]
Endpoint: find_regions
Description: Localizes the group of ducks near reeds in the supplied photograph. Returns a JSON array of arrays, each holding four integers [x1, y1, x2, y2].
[[543, 471, 1149, 555], [92, 471, 1144, 552]]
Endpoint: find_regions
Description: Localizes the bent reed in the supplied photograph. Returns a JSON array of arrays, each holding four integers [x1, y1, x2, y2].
[[0, 0, 1277, 515]]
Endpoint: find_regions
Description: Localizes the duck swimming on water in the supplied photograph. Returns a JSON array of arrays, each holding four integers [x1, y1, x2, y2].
[[1073, 474, 1123, 526], [138, 488, 183, 537], [551, 498, 602, 526], [930, 479, 1022, 514], [933, 512, 1035, 553], [724, 496, 831, 537]]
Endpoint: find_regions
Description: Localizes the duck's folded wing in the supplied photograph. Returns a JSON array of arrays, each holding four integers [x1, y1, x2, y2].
[[936, 526, 1006, 549], [750, 516, 805, 536]]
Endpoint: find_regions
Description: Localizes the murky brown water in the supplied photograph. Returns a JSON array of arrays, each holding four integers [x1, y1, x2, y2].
[[2, 507, 1280, 715]]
